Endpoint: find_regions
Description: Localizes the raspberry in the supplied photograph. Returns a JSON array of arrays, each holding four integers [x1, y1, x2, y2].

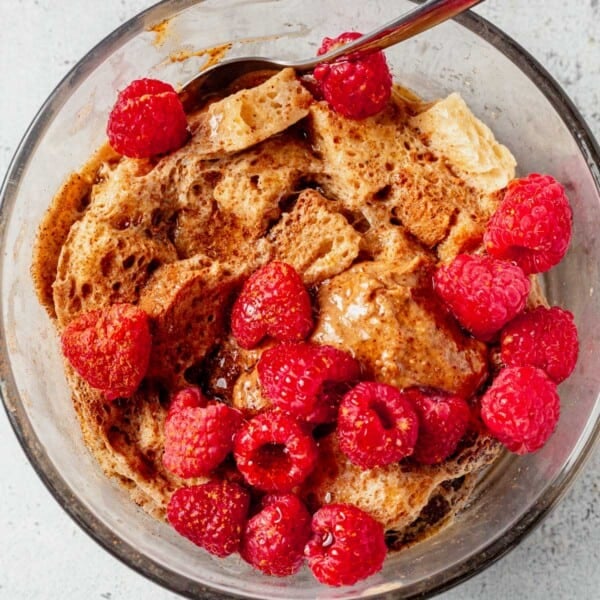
[[240, 494, 312, 577], [166, 481, 250, 557], [231, 261, 314, 349], [305, 503, 386, 586], [257, 342, 361, 424], [501, 306, 579, 383], [407, 389, 471, 465], [337, 382, 419, 469], [433, 254, 530, 341], [480, 366, 560, 454], [61, 303, 151, 400], [167, 385, 207, 412], [313, 32, 392, 119], [163, 387, 243, 478], [107, 78, 189, 158], [234, 410, 317, 492], [484, 173, 572, 274]]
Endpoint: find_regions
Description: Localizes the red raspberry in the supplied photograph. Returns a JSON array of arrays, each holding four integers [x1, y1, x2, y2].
[[231, 261, 314, 349], [305, 503, 386, 586], [234, 410, 317, 492], [257, 342, 361, 424], [337, 382, 419, 469], [107, 78, 189, 158], [501, 306, 578, 383], [313, 32, 392, 119], [433, 254, 530, 341], [484, 173, 572, 274], [163, 387, 243, 478], [406, 389, 471, 465], [166, 385, 206, 412], [481, 366, 560, 454], [240, 494, 312, 577], [166, 481, 250, 557], [61, 303, 151, 400]]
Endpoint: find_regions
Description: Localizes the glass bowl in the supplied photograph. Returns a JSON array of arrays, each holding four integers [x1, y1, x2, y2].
[[1, 1, 599, 598]]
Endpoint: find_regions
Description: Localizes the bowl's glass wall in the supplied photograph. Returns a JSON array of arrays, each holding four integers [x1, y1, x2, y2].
[[1, 1, 599, 598]]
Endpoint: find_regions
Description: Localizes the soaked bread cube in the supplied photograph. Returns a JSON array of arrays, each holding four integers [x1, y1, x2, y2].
[[191, 68, 313, 157], [269, 188, 361, 285]]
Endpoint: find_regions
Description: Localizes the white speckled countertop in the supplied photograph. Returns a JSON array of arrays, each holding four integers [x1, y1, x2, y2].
[[1, 1, 598, 598]]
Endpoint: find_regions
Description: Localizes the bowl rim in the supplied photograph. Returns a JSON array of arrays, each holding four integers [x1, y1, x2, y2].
[[1, 1, 599, 599]]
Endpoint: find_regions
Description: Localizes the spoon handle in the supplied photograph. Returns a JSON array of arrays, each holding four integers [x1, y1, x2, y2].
[[296, 0, 484, 70]]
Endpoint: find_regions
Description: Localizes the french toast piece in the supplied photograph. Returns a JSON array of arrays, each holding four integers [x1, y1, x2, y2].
[[309, 97, 512, 256], [359, 216, 429, 263], [84, 154, 178, 228], [409, 92, 517, 261], [53, 216, 177, 327], [164, 135, 317, 259], [211, 135, 320, 235], [189, 68, 313, 158], [50, 153, 183, 327], [138, 255, 243, 389], [308, 101, 471, 247], [300, 432, 501, 535], [309, 100, 416, 210], [312, 259, 489, 398], [386, 473, 478, 550], [32, 143, 120, 318], [269, 188, 361, 285], [410, 92, 516, 195]]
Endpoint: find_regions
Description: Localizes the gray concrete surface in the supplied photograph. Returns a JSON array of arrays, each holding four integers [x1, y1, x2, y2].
[[0, 1, 598, 598]]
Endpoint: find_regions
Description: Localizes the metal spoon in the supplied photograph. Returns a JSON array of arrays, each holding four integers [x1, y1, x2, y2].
[[179, 0, 483, 110]]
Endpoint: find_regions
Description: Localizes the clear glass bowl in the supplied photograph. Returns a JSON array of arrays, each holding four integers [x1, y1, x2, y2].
[[1, 1, 599, 598]]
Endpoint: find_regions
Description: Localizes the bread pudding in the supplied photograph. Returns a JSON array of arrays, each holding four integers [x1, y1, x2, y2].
[[31, 50, 575, 585]]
